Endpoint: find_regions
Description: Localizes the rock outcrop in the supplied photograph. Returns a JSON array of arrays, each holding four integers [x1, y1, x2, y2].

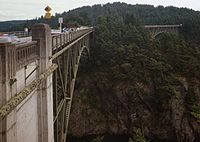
[[68, 77, 200, 142]]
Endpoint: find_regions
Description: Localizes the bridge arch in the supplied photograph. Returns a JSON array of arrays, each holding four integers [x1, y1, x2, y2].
[[153, 31, 170, 38], [51, 29, 93, 142], [144, 24, 182, 38]]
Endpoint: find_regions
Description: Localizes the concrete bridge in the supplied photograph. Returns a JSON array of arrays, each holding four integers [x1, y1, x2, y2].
[[144, 24, 182, 38], [0, 24, 94, 142]]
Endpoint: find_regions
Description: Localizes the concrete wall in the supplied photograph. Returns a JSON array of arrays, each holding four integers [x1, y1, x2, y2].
[[0, 24, 54, 142], [0, 46, 5, 142], [16, 61, 38, 142], [0, 60, 39, 142], [16, 90, 38, 142], [16, 61, 38, 93], [0, 43, 16, 142]]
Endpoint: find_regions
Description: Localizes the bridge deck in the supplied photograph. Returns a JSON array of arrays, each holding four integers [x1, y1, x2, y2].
[[144, 24, 182, 28]]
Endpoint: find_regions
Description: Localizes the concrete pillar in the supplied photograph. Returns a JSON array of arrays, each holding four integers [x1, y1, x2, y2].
[[32, 24, 54, 142], [0, 43, 17, 142], [0, 43, 7, 142]]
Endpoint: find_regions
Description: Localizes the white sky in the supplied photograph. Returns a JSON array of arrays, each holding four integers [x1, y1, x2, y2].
[[0, 0, 200, 21]]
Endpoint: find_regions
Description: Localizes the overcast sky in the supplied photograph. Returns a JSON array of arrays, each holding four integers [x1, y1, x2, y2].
[[0, 0, 200, 21]]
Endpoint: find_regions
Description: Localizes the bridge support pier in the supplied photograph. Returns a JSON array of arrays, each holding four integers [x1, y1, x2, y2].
[[32, 24, 54, 142]]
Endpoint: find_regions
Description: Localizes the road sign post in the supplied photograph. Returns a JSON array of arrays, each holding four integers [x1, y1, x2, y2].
[[58, 17, 63, 33]]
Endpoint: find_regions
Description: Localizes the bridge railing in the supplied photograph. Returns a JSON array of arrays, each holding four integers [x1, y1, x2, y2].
[[15, 41, 38, 70], [51, 28, 93, 51], [144, 24, 182, 28], [2, 31, 32, 38], [0, 41, 38, 75]]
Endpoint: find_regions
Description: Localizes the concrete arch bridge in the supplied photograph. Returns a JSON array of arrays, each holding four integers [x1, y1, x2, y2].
[[0, 24, 94, 142]]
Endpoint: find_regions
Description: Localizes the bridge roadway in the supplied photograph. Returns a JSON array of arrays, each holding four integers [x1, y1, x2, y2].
[[144, 24, 182, 28], [0, 24, 94, 142]]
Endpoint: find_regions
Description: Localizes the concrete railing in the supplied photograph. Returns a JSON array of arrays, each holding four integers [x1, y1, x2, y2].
[[2, 31, 32, 38], [0, 41, 38, 77], [16, 41, 38, 70], [144, 24, 182, 28], [52, 28, 93, 50]]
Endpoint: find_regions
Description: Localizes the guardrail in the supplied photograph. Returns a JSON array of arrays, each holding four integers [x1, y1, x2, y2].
[[0, 41, 38, 80], [16, 41, 38, 70], [51, 28, 93, 51], [2, 31, 32, 38]]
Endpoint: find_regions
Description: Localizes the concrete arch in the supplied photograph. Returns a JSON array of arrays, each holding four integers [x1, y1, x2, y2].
[[153, 31, 170, 38]]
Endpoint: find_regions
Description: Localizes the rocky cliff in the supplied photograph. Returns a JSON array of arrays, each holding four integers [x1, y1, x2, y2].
[[68, 74, 200, 142]]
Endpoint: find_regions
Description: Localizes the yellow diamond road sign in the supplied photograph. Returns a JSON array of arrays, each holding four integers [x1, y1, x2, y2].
[[45, 6, 52, 12], [44, 12, 51, 19]]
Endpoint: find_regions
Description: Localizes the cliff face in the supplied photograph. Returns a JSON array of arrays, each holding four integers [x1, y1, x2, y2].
[[68, 76, 200, 142]]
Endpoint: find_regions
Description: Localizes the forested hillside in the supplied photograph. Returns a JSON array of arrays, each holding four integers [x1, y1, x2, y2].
[[64, 3, 200, 142], [1, 3, 200, 142]]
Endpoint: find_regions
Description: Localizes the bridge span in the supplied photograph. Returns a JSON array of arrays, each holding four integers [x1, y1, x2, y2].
[[144, 24, 182, 38], [0, 24, 94, 142]]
